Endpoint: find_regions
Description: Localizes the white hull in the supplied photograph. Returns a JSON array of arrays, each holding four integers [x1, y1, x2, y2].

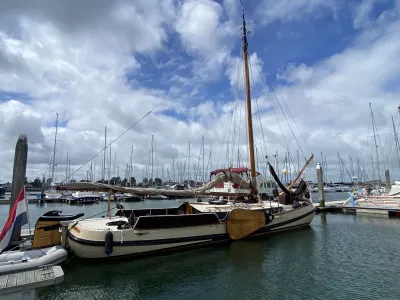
[[68, 222, 226, 259], [67, 204, 315, 259], [72, 191, 103, 198], [0, 245, 68, 275], [45, 193, 63, 200]]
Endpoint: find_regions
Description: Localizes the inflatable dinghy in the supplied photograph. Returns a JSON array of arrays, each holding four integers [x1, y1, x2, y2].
[[0, 245, 68, 275]]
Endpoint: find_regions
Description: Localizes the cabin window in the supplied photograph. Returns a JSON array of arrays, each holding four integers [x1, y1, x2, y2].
[[267, 182, 271, 188]]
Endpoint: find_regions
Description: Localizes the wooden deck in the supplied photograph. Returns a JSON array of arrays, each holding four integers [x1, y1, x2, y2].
[[0, 266, 64, 297]]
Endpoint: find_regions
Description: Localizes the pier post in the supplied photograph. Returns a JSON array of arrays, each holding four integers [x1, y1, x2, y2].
[[316, 163, 325, 207], [10, 135, 28, 241], [385, 169, 391, 193], [60, 221, 68, 248], [41, 175, 45, 199]]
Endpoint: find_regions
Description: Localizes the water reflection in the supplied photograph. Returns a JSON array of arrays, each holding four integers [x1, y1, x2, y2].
[[320, 212, 327, 224]]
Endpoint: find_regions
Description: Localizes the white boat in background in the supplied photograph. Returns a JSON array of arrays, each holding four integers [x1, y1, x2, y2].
[[69, 191, 103, 204], [146, 194, 168, 200], [311, 185, 342, 193], [45, 193, 63, 200], [323, 186, 336, 193], [71, 191, 103, 198], [334, 185, 352, 192], [44, 189, 63, 200]]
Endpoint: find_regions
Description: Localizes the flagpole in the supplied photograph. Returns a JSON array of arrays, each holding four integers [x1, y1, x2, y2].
[[24, 186, 32, 241]]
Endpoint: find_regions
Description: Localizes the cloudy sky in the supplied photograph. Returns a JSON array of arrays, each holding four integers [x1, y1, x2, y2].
[[1, 0, 400, 184]]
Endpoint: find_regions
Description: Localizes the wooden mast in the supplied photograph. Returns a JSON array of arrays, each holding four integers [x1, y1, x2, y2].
[[241, 1, 257, 196]]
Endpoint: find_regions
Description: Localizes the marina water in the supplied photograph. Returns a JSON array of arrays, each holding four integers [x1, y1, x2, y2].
[[1, 193, 399, 300]]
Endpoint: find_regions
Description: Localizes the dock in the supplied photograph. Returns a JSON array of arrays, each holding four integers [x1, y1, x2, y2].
[[0, 198, 65, 205], [313, 200, 400, 217], [313, 200, 345, 212], [0, 266, 64, 300]]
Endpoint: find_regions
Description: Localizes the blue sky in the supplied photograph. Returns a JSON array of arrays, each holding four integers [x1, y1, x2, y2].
[[0, 0, 400, 183]]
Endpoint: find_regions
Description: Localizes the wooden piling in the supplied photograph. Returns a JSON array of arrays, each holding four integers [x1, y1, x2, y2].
[[10, 135, 28, 241], [385, 169, 391, 193], [40, 175, 45, 199], [316, 162, 325, 207], [60, 221, 68, 248]]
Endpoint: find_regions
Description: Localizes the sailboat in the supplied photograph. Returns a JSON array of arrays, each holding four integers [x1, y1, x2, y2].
[[65, 3, 315, 260], [44, 113, 64, 201]]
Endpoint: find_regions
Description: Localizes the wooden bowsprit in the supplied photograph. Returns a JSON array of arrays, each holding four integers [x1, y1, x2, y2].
[[226, 209, 274, 240]]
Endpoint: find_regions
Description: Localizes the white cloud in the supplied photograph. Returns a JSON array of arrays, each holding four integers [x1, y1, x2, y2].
[[257, 0, 340, 24], [175, 0, 233, 57], [225, 52, 264, 87], [268, 12, 400, 180], [351, 0, 398, 29], [352, 0, 376, 29], [174, 0, 238, 83]]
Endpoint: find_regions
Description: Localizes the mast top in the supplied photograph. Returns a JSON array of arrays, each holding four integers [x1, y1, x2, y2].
[[240, 0, 248, 53]]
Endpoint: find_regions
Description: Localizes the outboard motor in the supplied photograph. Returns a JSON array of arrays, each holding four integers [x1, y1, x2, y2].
[[32, 210, 84, 249], [105, 231, 113, 256]]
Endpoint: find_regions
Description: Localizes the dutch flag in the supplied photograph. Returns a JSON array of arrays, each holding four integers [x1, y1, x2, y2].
[[0, 186, 29, 253]]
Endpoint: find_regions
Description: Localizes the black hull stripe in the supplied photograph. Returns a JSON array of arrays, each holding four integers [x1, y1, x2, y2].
[[68, 232, 227, 247], [68, 208, 315, 247]]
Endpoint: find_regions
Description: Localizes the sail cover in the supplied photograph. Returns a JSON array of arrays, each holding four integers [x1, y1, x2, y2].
[[66, 171, 252, 197]]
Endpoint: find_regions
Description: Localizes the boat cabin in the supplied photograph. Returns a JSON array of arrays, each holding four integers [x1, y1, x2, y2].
[[206, 168, 278, 200]]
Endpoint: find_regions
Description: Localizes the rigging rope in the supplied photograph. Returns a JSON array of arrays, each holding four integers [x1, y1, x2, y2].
[[266, 75, 312, 155], [60, 43, 228, 184], [216, 47, 244, 169], [253, 60, 308, 160], [230, 50, 246, 168], [248, 55, 269, 170]]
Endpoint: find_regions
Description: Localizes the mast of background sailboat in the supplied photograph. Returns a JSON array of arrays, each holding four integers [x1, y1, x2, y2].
[[151, 134, 154, 186], [130, 145, 133, 186], [241, 1, 257, 198], [65, 150, 68, 183], [392, 115, 400, 167], [108, 142, 111, 184], [188, 141, 191, 183], [113, 152, 116, 179], [172, 157, 175, 182], [51, 113, 59, 185], [103, 126, 107, 182], [369, 103, 381, 182], [202, 136, 205, 183], [320, 152, 323, 185], [370, 154, 375, 181]]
